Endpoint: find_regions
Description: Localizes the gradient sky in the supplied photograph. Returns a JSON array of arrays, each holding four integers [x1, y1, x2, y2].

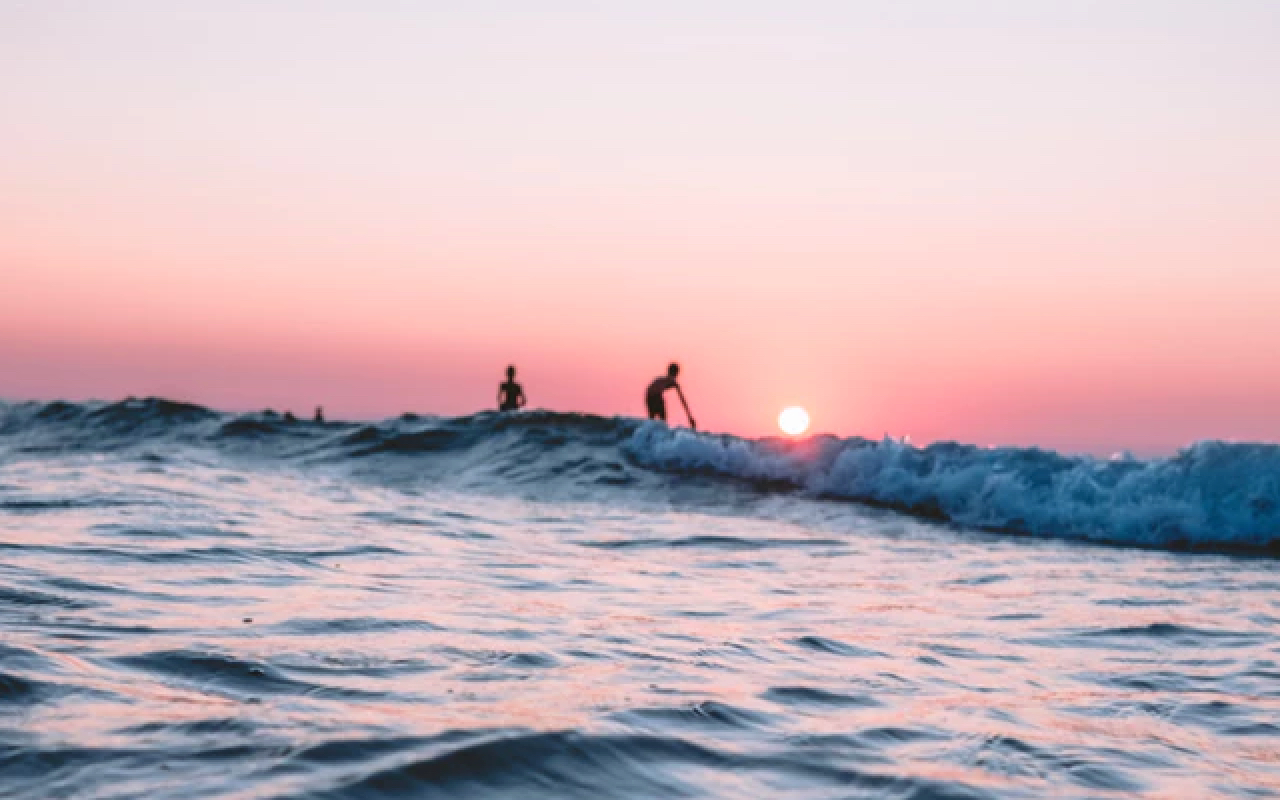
[[3, 2, 1278, 453]]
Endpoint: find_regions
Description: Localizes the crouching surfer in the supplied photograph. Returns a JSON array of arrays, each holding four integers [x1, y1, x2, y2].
[[645, 363, 696, 430]]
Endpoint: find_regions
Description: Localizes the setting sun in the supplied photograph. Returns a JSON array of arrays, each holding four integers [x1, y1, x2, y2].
[[778, 406, 810, 436]]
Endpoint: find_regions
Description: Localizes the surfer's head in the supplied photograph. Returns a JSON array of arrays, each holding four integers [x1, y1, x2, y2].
[[506, 365, 516, 379], [667, 363, 680, 378]]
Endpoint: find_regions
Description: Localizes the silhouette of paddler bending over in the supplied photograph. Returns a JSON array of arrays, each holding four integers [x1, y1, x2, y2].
[[645, 362, 695, 430]]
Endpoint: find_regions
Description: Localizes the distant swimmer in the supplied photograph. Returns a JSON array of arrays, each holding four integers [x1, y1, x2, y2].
[[645, 363, 696, 430], [314, 406, 325, 423], [497, 365, 526, 412]]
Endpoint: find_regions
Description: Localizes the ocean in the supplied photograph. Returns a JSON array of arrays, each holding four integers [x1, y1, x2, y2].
[[1, 397, 1277, 798]]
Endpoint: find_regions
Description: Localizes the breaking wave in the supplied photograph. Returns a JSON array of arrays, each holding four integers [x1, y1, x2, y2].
[[1, 397, 1277, 554]]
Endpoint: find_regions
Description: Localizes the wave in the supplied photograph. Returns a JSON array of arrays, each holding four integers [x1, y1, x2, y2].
[[2, 397, 1278, 554], [624, 425, 1280, 553]]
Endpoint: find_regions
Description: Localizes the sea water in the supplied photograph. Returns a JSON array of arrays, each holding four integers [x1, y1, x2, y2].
[[1, 399, 1277, 798]]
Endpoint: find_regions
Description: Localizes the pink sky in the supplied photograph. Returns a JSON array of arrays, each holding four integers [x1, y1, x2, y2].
[[3, 4, 1279, 454]]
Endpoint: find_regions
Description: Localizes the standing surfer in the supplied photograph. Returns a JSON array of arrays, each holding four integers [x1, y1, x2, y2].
[[645, 363, 696, 430], [497, 366, 526, 412]]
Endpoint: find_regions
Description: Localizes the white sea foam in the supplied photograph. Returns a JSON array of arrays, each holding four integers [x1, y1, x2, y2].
[[626, 423, 1280, 550]]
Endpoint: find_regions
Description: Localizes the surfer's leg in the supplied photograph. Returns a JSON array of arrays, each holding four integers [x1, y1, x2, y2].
[[646, 397, 666, 421]]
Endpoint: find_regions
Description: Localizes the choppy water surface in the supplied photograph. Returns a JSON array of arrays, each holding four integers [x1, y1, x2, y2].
[[1, 401, 1278, 798]]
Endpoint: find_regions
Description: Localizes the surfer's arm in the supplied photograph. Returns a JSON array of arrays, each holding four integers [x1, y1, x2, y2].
[[517, 387, 527, 408]]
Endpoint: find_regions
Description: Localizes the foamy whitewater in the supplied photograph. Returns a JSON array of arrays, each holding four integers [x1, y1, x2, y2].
[[2, 398, 1278, 798]]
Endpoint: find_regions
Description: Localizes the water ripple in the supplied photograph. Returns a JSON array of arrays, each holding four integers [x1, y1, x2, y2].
[[0, 454, 1277, 798]]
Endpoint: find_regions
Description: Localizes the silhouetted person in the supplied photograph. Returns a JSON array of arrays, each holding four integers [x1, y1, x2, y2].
[[498, 365, 526, 412], [314, 406, 325, 423], [645, 362, 695, 430]]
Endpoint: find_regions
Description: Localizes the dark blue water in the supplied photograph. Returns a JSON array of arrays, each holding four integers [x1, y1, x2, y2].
[[2, 399, 1278, 798]]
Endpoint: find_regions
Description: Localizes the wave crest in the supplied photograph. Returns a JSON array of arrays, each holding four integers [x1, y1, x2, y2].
[[2, 398, 1278, 554], [625, 426, 1280, 551]]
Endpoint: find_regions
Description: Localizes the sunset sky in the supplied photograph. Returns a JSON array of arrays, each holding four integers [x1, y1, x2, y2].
[[3, 3, 1278, 453]]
